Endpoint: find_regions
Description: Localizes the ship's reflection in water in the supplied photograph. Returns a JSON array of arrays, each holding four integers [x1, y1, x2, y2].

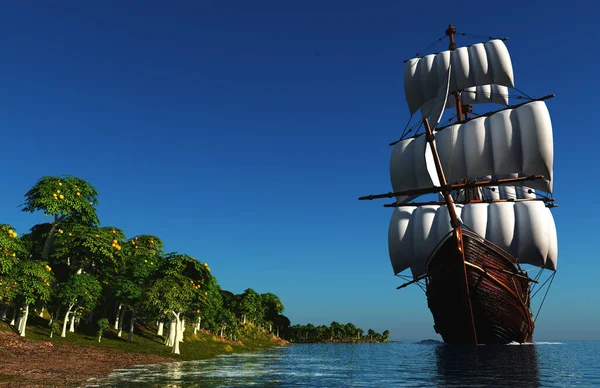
[[434, 343, 540, 387]]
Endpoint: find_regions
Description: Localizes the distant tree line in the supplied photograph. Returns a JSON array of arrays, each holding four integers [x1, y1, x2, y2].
[[289, 321, 390, 343]]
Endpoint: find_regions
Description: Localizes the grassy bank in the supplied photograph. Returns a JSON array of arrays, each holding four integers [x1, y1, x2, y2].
[[0, 316, 287, 386]]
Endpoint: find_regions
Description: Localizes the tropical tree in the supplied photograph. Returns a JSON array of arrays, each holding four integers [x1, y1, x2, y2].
[[237, 288, 261, 324], [111, 234, 163, 339], [382, 330, 390, 342], [140, 253, 209, 354], [0, 224, 23, 275], [21, 176, 99, 261], [56, 273, 102, 337], [261, 292, 284, 332], [12, 260, 54, 336]]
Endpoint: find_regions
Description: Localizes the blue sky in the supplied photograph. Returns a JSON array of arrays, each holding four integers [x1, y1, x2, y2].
[[1, 1, 598, 340]]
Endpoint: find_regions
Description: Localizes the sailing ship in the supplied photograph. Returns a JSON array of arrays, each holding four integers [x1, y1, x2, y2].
[[360, 25, 558, 344]]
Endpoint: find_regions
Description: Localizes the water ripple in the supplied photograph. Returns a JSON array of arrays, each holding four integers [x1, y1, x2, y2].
[[88, 341, 600, 387]]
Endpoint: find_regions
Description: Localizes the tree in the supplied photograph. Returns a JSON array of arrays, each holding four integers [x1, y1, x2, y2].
[[261, 293, 284, 332], [96, 318, 110, 342], [109, 234, 163, 339], [51, 225, 126, 279], [21, 176, 99, 261], [12, 260, 54, 337], [140, 253, 209, 354], [56, 273, 102, 337], [238, 288, 261, 324], [0, 225, 24, 275]]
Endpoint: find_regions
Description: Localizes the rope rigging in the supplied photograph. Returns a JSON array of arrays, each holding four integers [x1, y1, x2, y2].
[[533, 271, 556, 322]]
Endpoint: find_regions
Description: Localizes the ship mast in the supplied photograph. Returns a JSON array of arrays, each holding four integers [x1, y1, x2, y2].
[[446, 24, 478, 200], [427, 25, 478, 343]]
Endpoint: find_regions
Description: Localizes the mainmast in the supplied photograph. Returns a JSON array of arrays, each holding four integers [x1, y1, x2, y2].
[[445, 25, 470, 122]]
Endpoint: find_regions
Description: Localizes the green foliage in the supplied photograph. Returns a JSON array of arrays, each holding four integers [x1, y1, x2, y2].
[[3, 175, 291, 352], [0, 224, 26, 275], [21, 175, 99, 225], [96, 318, 110, 341], [238, 288, 261, 323], [14, 260, 54, 306], [289, 322, 388, 343], [57, 273, 102, 312], [52, 225, 126, 280]]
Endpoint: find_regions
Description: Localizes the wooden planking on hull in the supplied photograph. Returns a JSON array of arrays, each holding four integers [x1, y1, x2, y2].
[[426, 230, 534, 344]]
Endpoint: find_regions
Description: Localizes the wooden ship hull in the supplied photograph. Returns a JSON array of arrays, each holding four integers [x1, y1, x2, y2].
[[426, 228, 534, 344]]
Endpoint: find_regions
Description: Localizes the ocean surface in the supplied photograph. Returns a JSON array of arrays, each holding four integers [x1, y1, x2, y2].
[[88, 341, 600, 387]]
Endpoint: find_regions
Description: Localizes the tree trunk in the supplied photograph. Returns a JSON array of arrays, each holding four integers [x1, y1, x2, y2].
[[165, 321, 175, 347], [61, 306, 73, 337], [242, 315, 246, 324], [178, 319, 184, 343], [172, 312, 181, 355], [19, 305, 29, 337], [114, 303, 123, 329], [69, 313, 76, 332], [157, 320, 164, 336], [39, 307, 44, 317], [194, 316, 201, 335], [42, 218, 59, 261], [98, 334, 102, 342], [117, 306, 126, 337], [10, 307, 16, 326], [128, 310, 136, 342]]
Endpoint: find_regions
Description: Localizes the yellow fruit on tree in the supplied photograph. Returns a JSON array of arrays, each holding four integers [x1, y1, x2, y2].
[[56, 190, 60, 193], [59, 229, 63, 234], [112, 239, 118, 244], [58, 182, 62, 186], [76, 192, 80, 196], [11, 253, 15, 257], [59, 194, 64, 200], [112, 230, 116, 234]]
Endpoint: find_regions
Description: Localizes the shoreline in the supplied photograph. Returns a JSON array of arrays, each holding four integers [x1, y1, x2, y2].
[[0, 329, 175, 387], [0, 326, 288, 387]]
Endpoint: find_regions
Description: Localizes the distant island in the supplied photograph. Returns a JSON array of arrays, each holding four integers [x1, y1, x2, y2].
[[288, 322, 389, 343]]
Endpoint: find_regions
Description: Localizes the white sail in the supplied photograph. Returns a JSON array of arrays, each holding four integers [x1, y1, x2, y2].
[[405, 40, 514, 114], [388, 201, 557, 277], [390, 100, 553, 199], [421, 85, 509, 120]]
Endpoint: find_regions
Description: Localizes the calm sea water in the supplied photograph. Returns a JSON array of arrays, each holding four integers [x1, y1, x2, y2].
[[88, 341, 600, 387]]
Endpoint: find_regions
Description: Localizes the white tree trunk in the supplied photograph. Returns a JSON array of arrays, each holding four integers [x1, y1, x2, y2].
[[172, 312, 181, 355], [242, 315, 246, 324], [128, 310, 135, 342], [39, 307, 44, 317], [117, 306, 126, 337], [61, 306, 73, 338], [193, 316, 201, 335], [158, 320, 164, 336], [9, 307, 16, 326], [178, 319, 184, 343], [114, 303, 123, 329], [15, 309, 23, 331], [165, 321, 175, 347], [19, 305, 29, 337], [69, 314, 76, 332]]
